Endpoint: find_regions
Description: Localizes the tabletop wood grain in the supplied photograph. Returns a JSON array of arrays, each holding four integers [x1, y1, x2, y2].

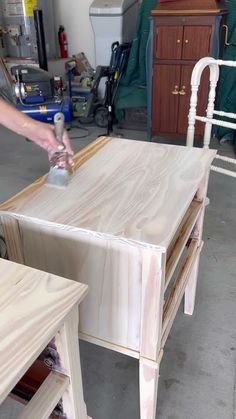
[[0, 138, 216, 250]]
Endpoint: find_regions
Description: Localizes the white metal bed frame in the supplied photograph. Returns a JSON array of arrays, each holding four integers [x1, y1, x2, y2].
[[186, 57, 236, 178]]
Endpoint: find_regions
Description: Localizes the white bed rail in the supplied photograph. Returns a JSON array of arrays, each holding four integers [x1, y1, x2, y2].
[[186, 57, 236, 178]]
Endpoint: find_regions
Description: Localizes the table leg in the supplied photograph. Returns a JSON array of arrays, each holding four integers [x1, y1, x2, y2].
[[55, 306, 89, 419], [139, 357, 160, 419], [184, 172, 209, 316], [184, 252, 200, 315]]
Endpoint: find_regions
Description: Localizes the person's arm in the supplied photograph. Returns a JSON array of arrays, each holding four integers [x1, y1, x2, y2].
[[0, 99, 73, 157]]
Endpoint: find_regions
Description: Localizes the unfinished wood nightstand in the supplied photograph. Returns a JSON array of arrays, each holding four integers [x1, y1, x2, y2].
[[0, 258, 90, 419], [0, 137, 216, 418]]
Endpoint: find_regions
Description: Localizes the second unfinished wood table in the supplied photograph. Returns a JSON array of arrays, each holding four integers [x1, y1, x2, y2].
[[0, 258, 89, 419], [0, 137, 216, 418]]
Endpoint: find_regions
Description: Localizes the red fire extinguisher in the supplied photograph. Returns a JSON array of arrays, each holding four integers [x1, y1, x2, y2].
[[58, 25, 68, 58]]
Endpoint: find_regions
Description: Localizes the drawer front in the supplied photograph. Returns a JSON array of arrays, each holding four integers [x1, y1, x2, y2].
[[182, 26, 212, 60], [152, 64, 181, 134], [155, 26, 183, 60]]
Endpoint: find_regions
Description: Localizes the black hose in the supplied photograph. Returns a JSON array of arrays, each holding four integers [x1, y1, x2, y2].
[[34, 8, 48, 71]]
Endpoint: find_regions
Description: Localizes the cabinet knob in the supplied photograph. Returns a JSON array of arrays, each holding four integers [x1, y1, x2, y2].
[[172, 86, 179, 95], [179, 86, 186, 96], [185, 39, 189, 44], [177, 39, 181, 44]]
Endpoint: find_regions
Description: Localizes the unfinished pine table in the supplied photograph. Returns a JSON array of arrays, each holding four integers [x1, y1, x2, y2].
[[0, 258, 89, 419], [0, 137, 216, 418]]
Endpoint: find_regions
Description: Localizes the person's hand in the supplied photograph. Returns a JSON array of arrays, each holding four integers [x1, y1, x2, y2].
[[23, 119, 74, 164], [0, 99, 74, 165]]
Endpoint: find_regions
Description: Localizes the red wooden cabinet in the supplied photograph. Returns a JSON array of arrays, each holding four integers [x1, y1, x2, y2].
[[151, 0, 227, 141]]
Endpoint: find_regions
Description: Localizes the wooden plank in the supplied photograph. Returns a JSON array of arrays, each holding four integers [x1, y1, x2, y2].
[[140, 250, 165, 361], [79, 332, 140, 359], [165, 200, 202, 289], [0, 258, 87, 404], [162, 240, 202, 347], [19, 372, 69, 419]]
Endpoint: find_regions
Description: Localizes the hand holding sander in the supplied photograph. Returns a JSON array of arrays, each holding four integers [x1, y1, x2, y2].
[[46, 112, 71, 188]]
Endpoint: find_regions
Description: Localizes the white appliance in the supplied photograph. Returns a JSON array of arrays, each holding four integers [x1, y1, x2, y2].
[[90, 0, 139, 67]]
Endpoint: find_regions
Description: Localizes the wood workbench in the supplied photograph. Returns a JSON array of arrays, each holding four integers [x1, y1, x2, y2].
[[0, 137, 216, 418]]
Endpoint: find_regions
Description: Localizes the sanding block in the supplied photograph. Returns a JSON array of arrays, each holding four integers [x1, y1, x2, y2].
[[46, 113, 70, 188]]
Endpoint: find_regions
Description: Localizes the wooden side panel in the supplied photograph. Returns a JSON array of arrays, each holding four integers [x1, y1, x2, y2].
[[10, 219, 143, 352], [155, 26, 183, 59], [182, 26, 212, 60], [152, 64, 180, 135]]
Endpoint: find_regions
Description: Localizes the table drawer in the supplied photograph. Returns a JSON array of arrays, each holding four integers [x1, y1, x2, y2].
[[165, 198, 203, 289]]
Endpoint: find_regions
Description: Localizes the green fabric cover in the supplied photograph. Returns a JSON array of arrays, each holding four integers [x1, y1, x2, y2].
[[217, 1, 236, 139], [115, 0, 158, 119]]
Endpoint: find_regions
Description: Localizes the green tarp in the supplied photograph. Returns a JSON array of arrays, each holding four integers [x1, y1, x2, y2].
[[115, 0, 158, 119], [217, 1, 236, 139]]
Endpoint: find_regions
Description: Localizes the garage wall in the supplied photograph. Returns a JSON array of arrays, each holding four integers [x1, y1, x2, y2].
[[53, 0, 95, 67]]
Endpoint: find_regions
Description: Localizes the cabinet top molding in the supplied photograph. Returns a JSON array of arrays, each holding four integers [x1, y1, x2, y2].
[[152, 0, 227, 17], [0, 137, 216, 251]]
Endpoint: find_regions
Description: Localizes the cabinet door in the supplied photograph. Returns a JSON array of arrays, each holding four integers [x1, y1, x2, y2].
[[177, 65, 209, 136], [155, 26, 183, 60], [182, 26, 212, 60], [152, 64, 181, 135]]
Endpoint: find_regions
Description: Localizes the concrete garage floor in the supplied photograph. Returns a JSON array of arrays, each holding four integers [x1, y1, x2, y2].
[[0, 124, 236, 419]]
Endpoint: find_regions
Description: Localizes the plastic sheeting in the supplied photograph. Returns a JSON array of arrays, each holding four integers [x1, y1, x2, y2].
[[115, 0, 158, 119]]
